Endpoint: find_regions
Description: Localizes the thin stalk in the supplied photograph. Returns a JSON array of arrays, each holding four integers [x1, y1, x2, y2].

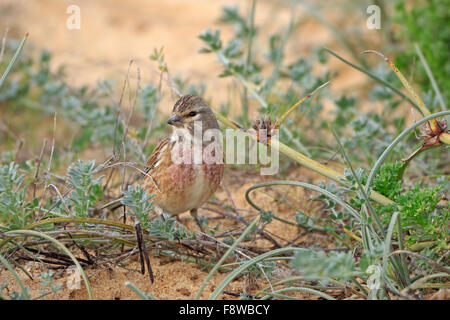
[[0, 217, 136, 251], [260, 292, 301, 300], [395, 215, 411, 286], [363, 50, 449, 143], [350, 277, 368, 297], [363, 50, 431, 117], [24, 217, 135, 232], [401, 272, 448, 294], [407, 241, 435, 252], [414, 43, 446, 110], [275, 81, 330, 128], [380, 211, 399, 295], [255, 275, 365, 299], [257, 189, 325, 232], [324, 48, 420, 111], [255, 276, 303, 296], [330, 127, 384, 242], [388, 251, 450, 275], [0, 33, 28, 90]]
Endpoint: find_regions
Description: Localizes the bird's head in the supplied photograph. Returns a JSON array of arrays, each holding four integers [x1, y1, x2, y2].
[[167, 95, 219, 136]]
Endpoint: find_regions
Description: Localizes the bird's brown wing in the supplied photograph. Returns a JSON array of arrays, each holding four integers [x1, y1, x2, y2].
[[143, 137, 170, 175]]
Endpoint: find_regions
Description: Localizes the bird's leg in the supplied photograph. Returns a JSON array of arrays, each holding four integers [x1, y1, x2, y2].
[[134, 221, 154, 283], [190, 208, 205, 234]]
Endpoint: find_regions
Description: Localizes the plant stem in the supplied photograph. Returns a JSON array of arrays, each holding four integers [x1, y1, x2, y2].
[[323, 48, 419, 111], [214, 110, 394, 206], [414, 43, 446, 110]]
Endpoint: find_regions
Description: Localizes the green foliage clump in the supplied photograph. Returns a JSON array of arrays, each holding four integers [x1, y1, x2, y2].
[[386, 183, 447, 250], [120, 185, 154, 229], [0, 45, 121, 151], [369, 162, 404, 200], [38, 270, 62, 297], [0, 162, 33, 230], [198, 4, 329, 131], [65, 160, 104, 217], [370, 162, 448, 251], [148, 216, 193, 241], [120, 185, 192, 240], [291, 249, 357, 283]]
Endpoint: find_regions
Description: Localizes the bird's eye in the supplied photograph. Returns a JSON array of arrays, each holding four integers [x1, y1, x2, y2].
[[188, 111, 197, 117]]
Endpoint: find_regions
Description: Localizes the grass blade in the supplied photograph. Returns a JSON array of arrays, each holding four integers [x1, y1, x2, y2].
[[381, 211, 400, 293], [323, 47, 420, 111], [0, 33, 28, 90], [329, 126, 384, 238], [414, 43, 446, 111], [275, 80, 330, 128], [363, 50, 432, 117]]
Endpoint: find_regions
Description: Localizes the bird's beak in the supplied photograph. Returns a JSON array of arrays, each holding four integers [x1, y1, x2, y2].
[[167, 114, 183, 126]]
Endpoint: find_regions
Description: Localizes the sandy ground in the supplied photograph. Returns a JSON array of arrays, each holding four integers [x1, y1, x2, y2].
[[0, 0, 395, 300]]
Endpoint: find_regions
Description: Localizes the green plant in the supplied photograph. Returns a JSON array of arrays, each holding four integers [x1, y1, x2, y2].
[[38, 270, 62, 298], [370, 164, 448, 253], [64, 160, 104, 218], [120, 185, 154, 230], [0, 162, 33, 230], [148, 216, 193, 241], [291, 249, 357, 283], [199, 3, 329, 130]]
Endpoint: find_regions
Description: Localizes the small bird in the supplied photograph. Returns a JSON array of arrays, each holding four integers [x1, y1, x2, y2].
[[142, 94, 224, 230]]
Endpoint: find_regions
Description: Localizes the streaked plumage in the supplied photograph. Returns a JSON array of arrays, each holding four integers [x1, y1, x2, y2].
[[142, 95, 224, 226]]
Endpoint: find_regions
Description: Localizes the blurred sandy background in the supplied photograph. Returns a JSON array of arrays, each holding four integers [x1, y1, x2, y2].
[[0, 0, 385, 115]]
